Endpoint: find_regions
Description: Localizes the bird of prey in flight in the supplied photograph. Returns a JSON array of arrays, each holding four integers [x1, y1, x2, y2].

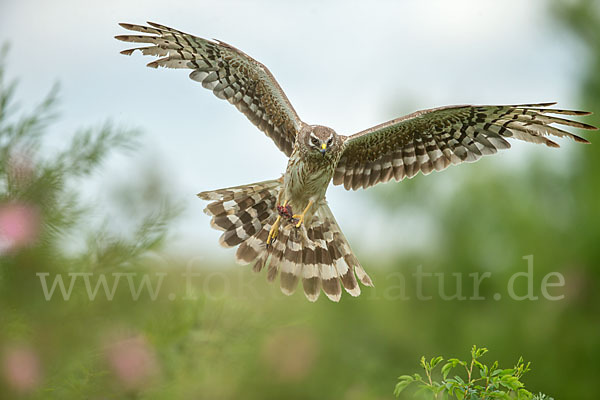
[[116, 22, 597, 302]]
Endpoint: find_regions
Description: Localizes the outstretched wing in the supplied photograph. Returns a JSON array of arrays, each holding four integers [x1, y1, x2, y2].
[[333, 103, 597, 190], [116, 22, 303, 156]]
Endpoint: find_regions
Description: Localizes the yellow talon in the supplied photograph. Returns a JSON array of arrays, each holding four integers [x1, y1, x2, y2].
[[267, 215, 281, 246], [267, 200, 288, 246], [292, 200, 313, 229], [292, 214, 304, 228]]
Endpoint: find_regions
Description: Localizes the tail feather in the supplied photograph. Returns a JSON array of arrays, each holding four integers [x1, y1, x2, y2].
[[236, 218, 273, 265], [252, 249, 270, 273], [199, 178, 373, 302], [198, 179, 280, 249], [308, 216, 341, 302], [320, 263, 342, 301], [280, 229, 303, 295], [319, 205, 373, 294], [211, 204, 272, 232], [199, 179, 281, 213], [301, 236, 321, 302], [354, 262, 374, 287], [218, 217, 263, 247], [267, 227, 288, 282]]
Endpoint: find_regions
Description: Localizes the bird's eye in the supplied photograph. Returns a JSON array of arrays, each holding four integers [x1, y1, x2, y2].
[[327, 138, 333, 146], [311, 138, 319, 145]]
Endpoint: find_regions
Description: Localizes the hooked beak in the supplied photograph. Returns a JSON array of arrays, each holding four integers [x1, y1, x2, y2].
[[320, 142, 327, 156]]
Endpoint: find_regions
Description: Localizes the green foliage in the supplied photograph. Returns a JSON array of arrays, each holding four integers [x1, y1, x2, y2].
[[394, 346, 553, 400], [0, 49, 175, 264], [0, 49, 181, 398]]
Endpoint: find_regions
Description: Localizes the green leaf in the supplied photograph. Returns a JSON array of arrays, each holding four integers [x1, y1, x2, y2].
[[499, 375, 523, 391], [473, 346, 488, 359], [479, 364, 488, 378], [448, 357, 467, 367], [442, 362, 454, 379], [394, 375, 415, 397], [431, 356, 444, 369], [517, 388, 533, 400], [393, 381, 411, 396], [474, 360, 485, 371]]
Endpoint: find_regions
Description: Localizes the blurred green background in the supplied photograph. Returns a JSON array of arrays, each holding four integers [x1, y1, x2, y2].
[[1, 1, 599, 399]]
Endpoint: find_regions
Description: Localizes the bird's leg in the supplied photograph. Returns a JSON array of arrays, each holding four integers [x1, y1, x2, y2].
[[267, 200, 288, 247], [292, 200, 313, 229], [267, 216, 282, 248]]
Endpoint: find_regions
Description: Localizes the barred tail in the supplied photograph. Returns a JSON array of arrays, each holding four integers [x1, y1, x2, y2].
[[198, 179, 373, 302], [197, 178, 282, 248]]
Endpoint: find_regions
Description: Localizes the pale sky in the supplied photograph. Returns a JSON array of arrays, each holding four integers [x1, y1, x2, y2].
[[0, 0, 586, 260]]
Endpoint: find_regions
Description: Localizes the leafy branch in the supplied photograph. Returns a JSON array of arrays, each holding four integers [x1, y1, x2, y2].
[[394, 346, 554, 400]]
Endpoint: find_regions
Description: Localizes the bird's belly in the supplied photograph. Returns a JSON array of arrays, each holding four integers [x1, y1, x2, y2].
[[283, 159, 332, 210]]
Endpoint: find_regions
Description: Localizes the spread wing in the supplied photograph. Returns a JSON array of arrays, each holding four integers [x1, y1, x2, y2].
[[333, 103, 597, 190], [115, 22, 303, 156]]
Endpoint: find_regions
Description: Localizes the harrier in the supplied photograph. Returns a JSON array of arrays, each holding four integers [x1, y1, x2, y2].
[[116, 22, 597, 302]]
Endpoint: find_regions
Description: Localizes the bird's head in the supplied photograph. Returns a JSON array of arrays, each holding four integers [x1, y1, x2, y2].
[[299, 125, 340, 158]]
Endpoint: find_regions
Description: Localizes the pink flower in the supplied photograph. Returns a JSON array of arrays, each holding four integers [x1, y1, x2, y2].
[[0, 203, 40, 254], [1, 344, 42, 394], [104, 334, 159, 390]]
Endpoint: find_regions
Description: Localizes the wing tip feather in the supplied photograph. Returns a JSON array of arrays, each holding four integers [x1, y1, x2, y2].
[[573, 135, 591, 144], [118, 22, 134, 29], [146, 61, 160, 69]]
